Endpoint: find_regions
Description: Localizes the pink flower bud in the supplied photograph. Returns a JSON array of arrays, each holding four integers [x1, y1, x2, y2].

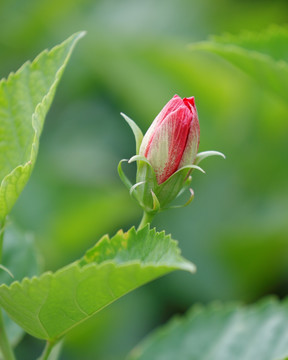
[[139, 95, 200, 184]]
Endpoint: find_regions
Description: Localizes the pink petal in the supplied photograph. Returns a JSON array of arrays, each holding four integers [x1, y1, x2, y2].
[[146, 105, 192, 184]]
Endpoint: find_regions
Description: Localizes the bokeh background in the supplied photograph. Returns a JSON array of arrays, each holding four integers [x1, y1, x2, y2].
[[1, 0, 288, 359]]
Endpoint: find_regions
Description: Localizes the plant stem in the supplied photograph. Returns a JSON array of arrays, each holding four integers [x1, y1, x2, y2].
[[0, 218, 6, 264], [0, 218, 16, 360], [137, 211, 155, 230], [0, 311, 16, 360], [38, 340, 58, 360]]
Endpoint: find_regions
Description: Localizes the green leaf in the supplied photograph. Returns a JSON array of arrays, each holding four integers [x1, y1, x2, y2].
[[0, 222, 41, 286], [0, 31, 85, 221], [0, 221, 42, 352], [209, 25, 288, 62], [0, 226, 195, 341], [190, 26, 288, 103], [1, 311, 23, 353], [128, 297, 288, 360]]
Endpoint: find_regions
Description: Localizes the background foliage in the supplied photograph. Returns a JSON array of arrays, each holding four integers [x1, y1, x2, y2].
[[0, 0, 288, 359]]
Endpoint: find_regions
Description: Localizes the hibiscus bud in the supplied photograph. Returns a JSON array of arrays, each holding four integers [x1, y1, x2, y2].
[[119, 94, 224, 216], [139, 95, 200, 184]]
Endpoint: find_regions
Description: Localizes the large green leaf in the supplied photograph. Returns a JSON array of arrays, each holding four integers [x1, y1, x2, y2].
[[0, 31, 85, 221], [191, 26, 288, 103], [0, 226, 195, 341], [128, 297, 288, 360]]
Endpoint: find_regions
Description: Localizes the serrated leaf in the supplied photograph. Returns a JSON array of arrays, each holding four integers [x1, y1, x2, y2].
[[128, 297, 288, 360], [0, 31, 85, 221], [190, 26, 288, 103], [0, 226, 195, 341]]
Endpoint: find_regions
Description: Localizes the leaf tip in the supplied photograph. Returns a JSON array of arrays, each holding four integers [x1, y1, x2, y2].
[[78, 30, 87, 38], [70, 30, 87, 42], [185, 262, 197, 273]]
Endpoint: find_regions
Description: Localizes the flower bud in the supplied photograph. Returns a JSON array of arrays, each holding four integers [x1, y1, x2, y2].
[[119, 95, 224, 215], [139, 95, 200, 184]]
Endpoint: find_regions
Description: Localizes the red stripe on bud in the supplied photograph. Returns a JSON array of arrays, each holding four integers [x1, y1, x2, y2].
[[139, 95, 200, 184]]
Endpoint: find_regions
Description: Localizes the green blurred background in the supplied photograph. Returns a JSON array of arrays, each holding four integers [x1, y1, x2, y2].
[[1, 0, 288, 359]]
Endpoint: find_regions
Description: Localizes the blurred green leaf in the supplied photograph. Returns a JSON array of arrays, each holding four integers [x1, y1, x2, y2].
[[0, 31, 85, 221], [210, 25, 288, 62], [129, 297, 288, 360], [41, 186, 141, 267], [0, 311, 22, 356], [0, 222, 41, 286], [191, 26, 288, 104], [0, 226, 195, 341], [0, 222, 41, 352]]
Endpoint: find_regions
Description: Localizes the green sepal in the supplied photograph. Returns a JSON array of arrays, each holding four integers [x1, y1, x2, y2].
[[120, 156, 205, 212], [155, 164, 204, 209], [129, 181, 146, 208], [121, 113, 143, 154], [118, 155, 160, 213], [129, 181, 146, 196], [119, 149, 221, 213], [128, 155, 153, 167], [166, 188, 195, 210], [195, 150, 226, 166], [173, 164, 206, 175], [150, 191, 161, 214], [117, 159, 133, 191], [129, 155, 159, 213], [176, 174, 193, 198]]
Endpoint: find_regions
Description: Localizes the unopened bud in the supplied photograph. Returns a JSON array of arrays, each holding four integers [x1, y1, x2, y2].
[[118, 95, 225, 214]]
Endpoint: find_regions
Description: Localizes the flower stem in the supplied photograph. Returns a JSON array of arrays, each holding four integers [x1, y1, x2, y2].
[[0, 311, 16, 360], [0, 218, 16, 360], [38, 340, 59, 360], [137, 212, 155, 230], [0, 218, 6, 264]]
